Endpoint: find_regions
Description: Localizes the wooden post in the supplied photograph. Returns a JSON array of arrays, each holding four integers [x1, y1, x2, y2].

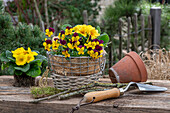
[[134, 13, 138, 52], [141, 14, 145, 51], [127, 17, 131, 53], [150, 7, 161, 49], [119, 18, 123, 60], [83, 10, 88, 25], [148, 15, 152, 49]]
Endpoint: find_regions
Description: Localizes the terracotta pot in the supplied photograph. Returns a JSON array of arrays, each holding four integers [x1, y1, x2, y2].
[[109, 51, 147, 83]]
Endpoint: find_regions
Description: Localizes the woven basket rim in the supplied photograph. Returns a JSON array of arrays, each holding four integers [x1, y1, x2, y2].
[[47, 52, 105, 59]]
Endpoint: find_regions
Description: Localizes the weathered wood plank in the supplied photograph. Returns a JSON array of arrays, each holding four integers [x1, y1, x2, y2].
[[119, 18, 123, 60], [134, 13, 138, 53], [0, 76, 170, 113], [83, 10, 88, 25], [141, 14, 145, 51], [127, 17, 131, 53], [148, 15, 152, 49], [150, 7, 161, 49]]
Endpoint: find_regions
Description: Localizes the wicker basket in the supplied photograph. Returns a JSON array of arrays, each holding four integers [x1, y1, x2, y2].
[[48, 54, 106, 90]]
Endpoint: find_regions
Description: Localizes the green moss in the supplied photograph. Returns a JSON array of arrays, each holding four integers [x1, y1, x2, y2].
[[30, 87, 63, 99]]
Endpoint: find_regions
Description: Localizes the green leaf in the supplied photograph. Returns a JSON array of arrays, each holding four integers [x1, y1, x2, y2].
[[14, 63, 30, 72], [30, 59, 42, 67], [98, 33, 110, 44], [6, 50, 15, 62], [97, 26, 101, 34], [26, 67, 41, 77], [8, 64, 15, 75], [15, 70, 23, 76], [0, 52, 9, 62], [61, 24, 72, 30], [1, 63, 8, 70]]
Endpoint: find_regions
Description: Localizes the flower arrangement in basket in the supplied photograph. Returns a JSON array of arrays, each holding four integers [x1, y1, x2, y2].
[[43, 24, 109, 90], [0, 47, 48, 87]]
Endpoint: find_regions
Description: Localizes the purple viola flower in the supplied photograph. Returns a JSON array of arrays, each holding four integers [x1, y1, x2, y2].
[[73, 32, 78, 37], [61, 30, 65, 35], [66, 48, 69, 51], [78, 45, 85, 48], [95, 45, 102, 51], [93, 49, 98, 53], [88, 47, 92, 50], [49, 27, 55, 33], [66, 26, 71, 30], [46, 39, 52, 44], [79, 37, 82, 41], [89, 36, 91, 41], [99, 40, 104, 44], [92, 39, 99, 42], [60, 39, 66, 45]]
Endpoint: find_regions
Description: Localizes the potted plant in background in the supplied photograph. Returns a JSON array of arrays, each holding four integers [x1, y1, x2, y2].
[[0, 47, 48, 87], [43, 24, 109, 90]]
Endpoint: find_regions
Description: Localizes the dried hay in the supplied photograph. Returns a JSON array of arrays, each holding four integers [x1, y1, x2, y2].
[[140, 48, 170, 80]]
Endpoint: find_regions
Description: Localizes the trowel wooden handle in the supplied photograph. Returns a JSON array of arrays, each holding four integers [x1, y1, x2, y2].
[[83, 88, 120, 103]]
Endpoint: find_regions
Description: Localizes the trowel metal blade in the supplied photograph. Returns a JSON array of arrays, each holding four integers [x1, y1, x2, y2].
[[136, 83, 167, 92]]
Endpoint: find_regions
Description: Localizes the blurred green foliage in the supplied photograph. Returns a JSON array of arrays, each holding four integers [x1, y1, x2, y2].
[[139, 0, 170, 49]]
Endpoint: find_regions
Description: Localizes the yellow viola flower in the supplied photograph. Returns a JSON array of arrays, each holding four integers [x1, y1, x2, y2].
[[65, 26, 73, 35], [43, 42, 51, 51], [91, 41, 97, 49], [58, 33, 65, 40], [67, 43, 74, 49], [52, 40, 60, 50], [77, 47, 85, 55], [15, 54, 27, 66], [45, 29, 53, 37], [62, 51, 70, 58], [91, 52, 98, 59], [26, 54, 35, 63], [84, 42, 92, 49]]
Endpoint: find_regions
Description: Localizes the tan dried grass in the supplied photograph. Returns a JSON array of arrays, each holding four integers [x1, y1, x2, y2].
[[140, 48, 170, 80]]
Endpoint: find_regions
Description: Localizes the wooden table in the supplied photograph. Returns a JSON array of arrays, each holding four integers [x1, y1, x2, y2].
[[0, 76, 170, 113]]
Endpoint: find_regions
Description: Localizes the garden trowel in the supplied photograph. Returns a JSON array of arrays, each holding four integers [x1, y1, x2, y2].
[[83, 82, 167, 103]]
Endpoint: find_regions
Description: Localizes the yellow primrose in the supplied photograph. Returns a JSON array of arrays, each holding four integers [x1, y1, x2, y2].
[[77, 47, 85, 55], [52, 41, 60, 50], [12, 47, 26, 58], [27, 47, 38, 56], [15, 54, 27, 66], [26, 54, 35, 63], [89, 28, 100, 39], [45, 29, 53, 37]]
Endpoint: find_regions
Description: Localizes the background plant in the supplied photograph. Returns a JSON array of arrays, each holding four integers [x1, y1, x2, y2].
[[5, 0, 101, 34], [139, 0, 170, 50], [101, 0, 140, 67]]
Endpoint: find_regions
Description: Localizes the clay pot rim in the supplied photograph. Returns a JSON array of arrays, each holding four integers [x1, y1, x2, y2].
[[126, 51, 147, 82]]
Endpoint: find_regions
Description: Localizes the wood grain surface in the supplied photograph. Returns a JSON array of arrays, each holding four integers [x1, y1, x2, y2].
[[0, 76, 170, 113]]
